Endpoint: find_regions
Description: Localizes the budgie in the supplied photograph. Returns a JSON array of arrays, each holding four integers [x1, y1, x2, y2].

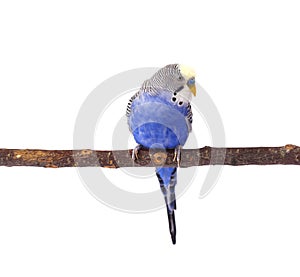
[[126, 64, 196, 244]]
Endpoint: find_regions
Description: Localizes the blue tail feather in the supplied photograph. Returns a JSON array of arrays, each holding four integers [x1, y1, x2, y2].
[[156, 167, 177, 244]]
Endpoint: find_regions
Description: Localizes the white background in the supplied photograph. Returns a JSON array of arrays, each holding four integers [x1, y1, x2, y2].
[[0, 0, 300, 276]]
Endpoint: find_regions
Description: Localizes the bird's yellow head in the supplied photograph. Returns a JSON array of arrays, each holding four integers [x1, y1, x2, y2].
[[179, 64, 196, 96]]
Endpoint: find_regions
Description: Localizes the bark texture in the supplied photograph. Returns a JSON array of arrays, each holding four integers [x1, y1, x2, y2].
[[0, 145, 299, 168]]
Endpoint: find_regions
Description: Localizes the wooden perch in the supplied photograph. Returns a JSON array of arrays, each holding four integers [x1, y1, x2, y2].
[[0, 145, 299, 168]]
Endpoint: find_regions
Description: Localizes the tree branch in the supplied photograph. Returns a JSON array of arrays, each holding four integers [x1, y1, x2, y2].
[[0, 145, 299, 168]]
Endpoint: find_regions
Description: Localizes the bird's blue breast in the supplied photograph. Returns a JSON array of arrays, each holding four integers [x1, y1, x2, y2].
[[128, 92, 189, 149]]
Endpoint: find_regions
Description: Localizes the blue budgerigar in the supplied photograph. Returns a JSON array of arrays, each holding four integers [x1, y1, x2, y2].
[[126, 64, 196, 244]]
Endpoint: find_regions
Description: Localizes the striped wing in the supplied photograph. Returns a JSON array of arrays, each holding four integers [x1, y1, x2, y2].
[[186, 103, 193, 132], [126, 90, 140, 117]]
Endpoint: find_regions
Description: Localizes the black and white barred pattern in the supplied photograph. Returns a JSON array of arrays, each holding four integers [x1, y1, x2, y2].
[[141, 64, 184, 96], [186, 103, 193, 125], [126, 90, 139, 117]]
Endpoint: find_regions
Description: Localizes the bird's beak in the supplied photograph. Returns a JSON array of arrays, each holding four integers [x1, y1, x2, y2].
[[186, 76, 196, 96], [188, 83, 196, 96]]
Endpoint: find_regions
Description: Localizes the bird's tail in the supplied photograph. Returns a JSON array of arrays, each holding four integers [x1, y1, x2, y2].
[[156, 167, 177, 244]]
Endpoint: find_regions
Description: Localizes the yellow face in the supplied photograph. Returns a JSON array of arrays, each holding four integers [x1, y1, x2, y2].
[[179, 64, 196, 96]]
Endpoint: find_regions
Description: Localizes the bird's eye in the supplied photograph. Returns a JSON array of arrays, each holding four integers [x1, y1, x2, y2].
[[178, 101, 183, 106], [178, 75, 183, 81], [172, 97, 177, 102]]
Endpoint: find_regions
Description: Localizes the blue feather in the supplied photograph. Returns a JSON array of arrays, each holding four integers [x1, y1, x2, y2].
[[128, 91, 189, 148]]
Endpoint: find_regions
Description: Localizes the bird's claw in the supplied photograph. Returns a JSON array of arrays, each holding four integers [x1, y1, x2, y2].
[[173, 146, 182, 167], [132, 144, 142, 161]]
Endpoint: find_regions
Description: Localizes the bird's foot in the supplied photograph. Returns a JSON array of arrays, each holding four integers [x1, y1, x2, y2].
[[173, 145, 182, 167], [132, 144, 142, 161]]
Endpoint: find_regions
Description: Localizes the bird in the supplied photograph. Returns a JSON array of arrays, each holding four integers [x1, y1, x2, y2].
[[126, 64, 196, 244]]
